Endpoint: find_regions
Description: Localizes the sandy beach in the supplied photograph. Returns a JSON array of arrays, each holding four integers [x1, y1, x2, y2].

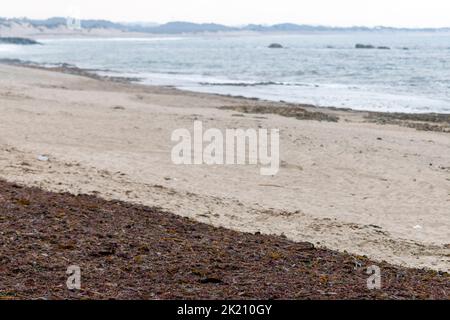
[[0, 63, 449, 273]]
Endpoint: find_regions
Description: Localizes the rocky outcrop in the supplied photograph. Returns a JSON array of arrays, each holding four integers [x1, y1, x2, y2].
[[268, 43, 283, 49], [355, 44, 375, 49], [0, 37, 41, 45], [356, 44, 391, 50]]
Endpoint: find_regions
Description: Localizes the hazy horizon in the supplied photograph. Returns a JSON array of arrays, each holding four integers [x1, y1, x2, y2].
[[3, 16, 450, 30], [2, 0, 450, 29]]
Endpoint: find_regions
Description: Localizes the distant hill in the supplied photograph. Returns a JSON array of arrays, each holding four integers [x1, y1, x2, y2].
[[0, 17, 449, 37], [243, 23, 372, 32], [144, 21, 237, 33]]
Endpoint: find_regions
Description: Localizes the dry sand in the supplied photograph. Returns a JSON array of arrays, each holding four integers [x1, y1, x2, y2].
[[0, 63, 449, 271]]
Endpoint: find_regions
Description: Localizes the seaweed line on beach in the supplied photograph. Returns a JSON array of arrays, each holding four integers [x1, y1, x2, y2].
[[221, 105, 340, 122], [0, 180, 448, 300], [0, 59, 142, 84], [365, 112, 450, 133]]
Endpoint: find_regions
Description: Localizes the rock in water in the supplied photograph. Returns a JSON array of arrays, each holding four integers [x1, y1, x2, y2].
[[268, 43, 283, 49], [355, 44, 391, 50], [355, 44, 375, 49], [0, 37, 41, 45]]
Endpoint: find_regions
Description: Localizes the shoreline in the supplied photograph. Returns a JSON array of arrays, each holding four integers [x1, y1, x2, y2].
[[2, 58, 450, 123], [0, 62, 449, 273]]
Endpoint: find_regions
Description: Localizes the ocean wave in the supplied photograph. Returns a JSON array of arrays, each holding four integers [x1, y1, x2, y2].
[[198, 81, 313, 87]]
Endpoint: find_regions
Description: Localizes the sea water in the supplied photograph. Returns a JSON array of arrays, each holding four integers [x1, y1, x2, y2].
[[1, 32, 449, 113]]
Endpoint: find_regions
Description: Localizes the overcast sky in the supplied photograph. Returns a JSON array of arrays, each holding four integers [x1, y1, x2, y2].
[[3, 0, 450, 28]]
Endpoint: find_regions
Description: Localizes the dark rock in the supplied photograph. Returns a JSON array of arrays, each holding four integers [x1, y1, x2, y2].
[[0, 37, 41, 45], [355, 44, 375, 49], [355, 44, 390, 50], [268, 43, 283, 49]]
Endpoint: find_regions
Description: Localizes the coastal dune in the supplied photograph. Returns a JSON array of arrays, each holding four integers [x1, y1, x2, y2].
[[0, 63, 449, 272]]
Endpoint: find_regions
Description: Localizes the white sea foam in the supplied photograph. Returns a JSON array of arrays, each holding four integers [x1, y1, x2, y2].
[[0, 44, 21, 53]]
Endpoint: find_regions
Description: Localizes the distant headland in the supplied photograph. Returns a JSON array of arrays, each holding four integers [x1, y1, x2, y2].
[[1, 17, 449, 36]]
